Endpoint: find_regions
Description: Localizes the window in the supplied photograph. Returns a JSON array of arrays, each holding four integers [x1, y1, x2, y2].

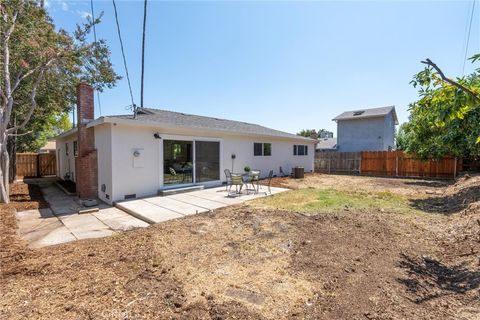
[[254, 142, 271, 156], [65, 143, 69, 156], [254, 143, 263, 156], [294, 145, 308, 156], [73, 141, 78, 157], [263, 143, 272, 156]]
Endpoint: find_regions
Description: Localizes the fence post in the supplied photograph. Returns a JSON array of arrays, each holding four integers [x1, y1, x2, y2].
[[454, 157, 457, 179], [36, 154, 40, 177], [328, 152, 331, 174], [395, 153, 399, 177], [358, 153, 362, 175]]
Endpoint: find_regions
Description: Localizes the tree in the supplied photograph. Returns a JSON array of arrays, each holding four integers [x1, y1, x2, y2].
[[15, 111, 71, 152], [297, 129, 317, 138], [0, 0, 119, 203], [395, 124, 408, 151], [297, 129, 334, 138], [401, 55, 480, 160]]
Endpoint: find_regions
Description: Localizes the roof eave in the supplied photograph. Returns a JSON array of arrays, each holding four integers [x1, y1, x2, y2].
[[94, 116, 315, 143]]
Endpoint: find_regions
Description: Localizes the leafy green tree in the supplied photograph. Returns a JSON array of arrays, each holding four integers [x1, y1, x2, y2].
[[297, 129, 333, 138], [395, 124, 408, 151], [401, 55, 480, 160], [297, 129, 317, 138], [15, 112, 71, 152], [0, 0, 119, 202]]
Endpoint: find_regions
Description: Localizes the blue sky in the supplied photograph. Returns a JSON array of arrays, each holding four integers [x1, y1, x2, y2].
[[46, 0, 480, 135]]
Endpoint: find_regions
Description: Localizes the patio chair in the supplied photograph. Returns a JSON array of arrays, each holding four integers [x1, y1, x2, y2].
[[279, 166, 290, 177], [264, 170, 274, 194], [224, 169, 232, 191], [169, 167, 179, 183], [228, 174, 244, 196], [250, 170, 261, 194]]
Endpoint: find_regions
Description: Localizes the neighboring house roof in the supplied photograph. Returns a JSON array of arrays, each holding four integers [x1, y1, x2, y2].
[[86, 107, 314, 142], [332, 106, 398, 125], [39, 140, 56, 151], [316, 137, 337, 150]]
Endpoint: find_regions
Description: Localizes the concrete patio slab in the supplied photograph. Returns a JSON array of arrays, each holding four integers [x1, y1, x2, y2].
[[93, 207, 150, 231], [116, 199, 184, 224], [144, 196, 209, 215], [116, 186, 289, 225], [16, 181, 149, 248]]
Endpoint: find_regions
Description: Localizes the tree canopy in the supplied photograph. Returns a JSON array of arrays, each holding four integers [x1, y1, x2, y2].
[[297, 129, 333, 138], [0, 0, 119, 202], [401, 54, 480, 160]]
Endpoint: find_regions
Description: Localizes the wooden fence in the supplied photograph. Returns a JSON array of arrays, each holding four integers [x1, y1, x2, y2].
[[314, 151, 361, 174], [16, 153, 56, 178], [315, 151, 461, 179]]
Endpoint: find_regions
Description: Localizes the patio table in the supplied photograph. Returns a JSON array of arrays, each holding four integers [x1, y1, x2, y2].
[[237, 171, 260, 194]]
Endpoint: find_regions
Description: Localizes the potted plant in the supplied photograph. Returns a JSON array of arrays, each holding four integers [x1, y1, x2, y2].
[[244, 165, 251, 173]]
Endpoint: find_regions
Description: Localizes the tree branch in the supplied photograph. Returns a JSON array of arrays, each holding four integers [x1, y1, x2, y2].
[[6, 68, 45, 134], [421, 58, 480, 103], [7, 130, 32, 137]]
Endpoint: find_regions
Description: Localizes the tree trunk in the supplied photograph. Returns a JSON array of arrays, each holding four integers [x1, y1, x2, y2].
[[7, 131, 16, 184], [0, 138, 10, 203]]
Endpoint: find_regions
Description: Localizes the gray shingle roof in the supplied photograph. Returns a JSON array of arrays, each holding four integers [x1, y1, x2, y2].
[[332, 106, 398, 124], [108, 107, 313, 141], [316, 137, 337, 150]]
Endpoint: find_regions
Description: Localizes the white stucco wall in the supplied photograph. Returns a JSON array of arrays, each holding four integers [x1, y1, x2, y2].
[[105, 123, 314, 204], [57, 122, 314, 205], [56, 134, 77, 182], [94, 124, 113, 204]]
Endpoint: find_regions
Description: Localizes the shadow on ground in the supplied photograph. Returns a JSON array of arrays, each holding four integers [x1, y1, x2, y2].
[[409, 185, 480, 214], [397, 253, 480, 304], [403, 180, 452, 189]]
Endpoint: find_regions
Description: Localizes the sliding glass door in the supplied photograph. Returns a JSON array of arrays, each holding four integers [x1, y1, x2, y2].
[[163, 140, 193, 186], [163, 140, 220, 187], [195, 141, 220, 182]]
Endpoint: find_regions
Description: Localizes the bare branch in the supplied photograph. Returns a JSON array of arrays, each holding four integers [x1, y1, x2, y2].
[[11, 56, 58, 93], [7, 130, 32, 137], [421, 58, 480, 103], [6, 68, 45, 134]]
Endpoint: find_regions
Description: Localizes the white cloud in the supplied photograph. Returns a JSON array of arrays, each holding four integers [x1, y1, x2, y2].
[[76, 10, 92, 19], [61, 1, 68, 11]]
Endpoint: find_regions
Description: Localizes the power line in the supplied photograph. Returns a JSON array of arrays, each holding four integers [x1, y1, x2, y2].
[[462, 0, 476, 75], [112, 0, 136, 111], [140, 0, 148, 112], [90, 0, 102, 115]]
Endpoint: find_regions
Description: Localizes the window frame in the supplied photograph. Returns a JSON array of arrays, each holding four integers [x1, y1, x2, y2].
[[294, 144, 309, 156], [263, 143, 272, 156]]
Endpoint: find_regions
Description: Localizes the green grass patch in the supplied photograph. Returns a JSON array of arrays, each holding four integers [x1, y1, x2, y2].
[[252, 188, 421, 215]]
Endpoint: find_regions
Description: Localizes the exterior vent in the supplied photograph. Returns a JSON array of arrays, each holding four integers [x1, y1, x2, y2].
[[124, 194, 136, 200], [353, 111, 365, 116]]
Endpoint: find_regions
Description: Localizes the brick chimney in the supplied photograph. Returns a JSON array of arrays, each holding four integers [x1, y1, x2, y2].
[[75, 83, 98, 199]]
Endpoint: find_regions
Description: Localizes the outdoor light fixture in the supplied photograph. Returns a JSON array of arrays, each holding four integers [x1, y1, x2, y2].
[[231, 154, 236, 159], [133, 150, 141, 157], [153, 132, 161, 139]]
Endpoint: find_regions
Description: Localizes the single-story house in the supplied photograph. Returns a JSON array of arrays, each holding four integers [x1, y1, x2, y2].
[[38, 140, 56, 153], [55, 84, 315, 205], [332, 106, 398, 152], [316, 137, 337, 152]]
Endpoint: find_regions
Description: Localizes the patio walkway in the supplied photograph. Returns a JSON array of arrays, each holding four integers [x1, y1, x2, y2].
[[115, 185, 288, 224], [16, 182, 149, 248]]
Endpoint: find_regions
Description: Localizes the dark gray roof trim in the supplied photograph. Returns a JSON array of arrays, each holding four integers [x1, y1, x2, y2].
[[109, 107, 313, 141]]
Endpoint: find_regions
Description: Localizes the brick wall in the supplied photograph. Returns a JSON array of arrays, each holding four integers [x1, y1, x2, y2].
[[75, 83, 98, 199]]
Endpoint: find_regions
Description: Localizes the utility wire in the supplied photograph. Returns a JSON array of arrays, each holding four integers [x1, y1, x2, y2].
[[140, 0, 148, 112], [112, 0, 136, 111], [462, 0, 476, 75], [90, 0, 102, 115]]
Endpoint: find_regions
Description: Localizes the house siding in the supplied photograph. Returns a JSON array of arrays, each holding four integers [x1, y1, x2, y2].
[[337, 113, 395, 152], [56, 134, 77, 182]]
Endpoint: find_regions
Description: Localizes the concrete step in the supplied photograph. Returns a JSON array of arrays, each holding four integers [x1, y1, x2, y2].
[[158, 185, 204, 196]]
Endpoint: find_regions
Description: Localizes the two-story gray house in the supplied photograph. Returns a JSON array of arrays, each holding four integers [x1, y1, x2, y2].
[[333, 106, 398, 152]]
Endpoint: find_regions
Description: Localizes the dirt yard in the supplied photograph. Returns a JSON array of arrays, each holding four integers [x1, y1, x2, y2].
[[1, 174, 479, 319]]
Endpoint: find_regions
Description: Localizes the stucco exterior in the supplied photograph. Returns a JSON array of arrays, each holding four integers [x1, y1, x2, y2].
[[57, 121, 315, 205], [336, 113, 396, 152], [56, 133, 77, 182]]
